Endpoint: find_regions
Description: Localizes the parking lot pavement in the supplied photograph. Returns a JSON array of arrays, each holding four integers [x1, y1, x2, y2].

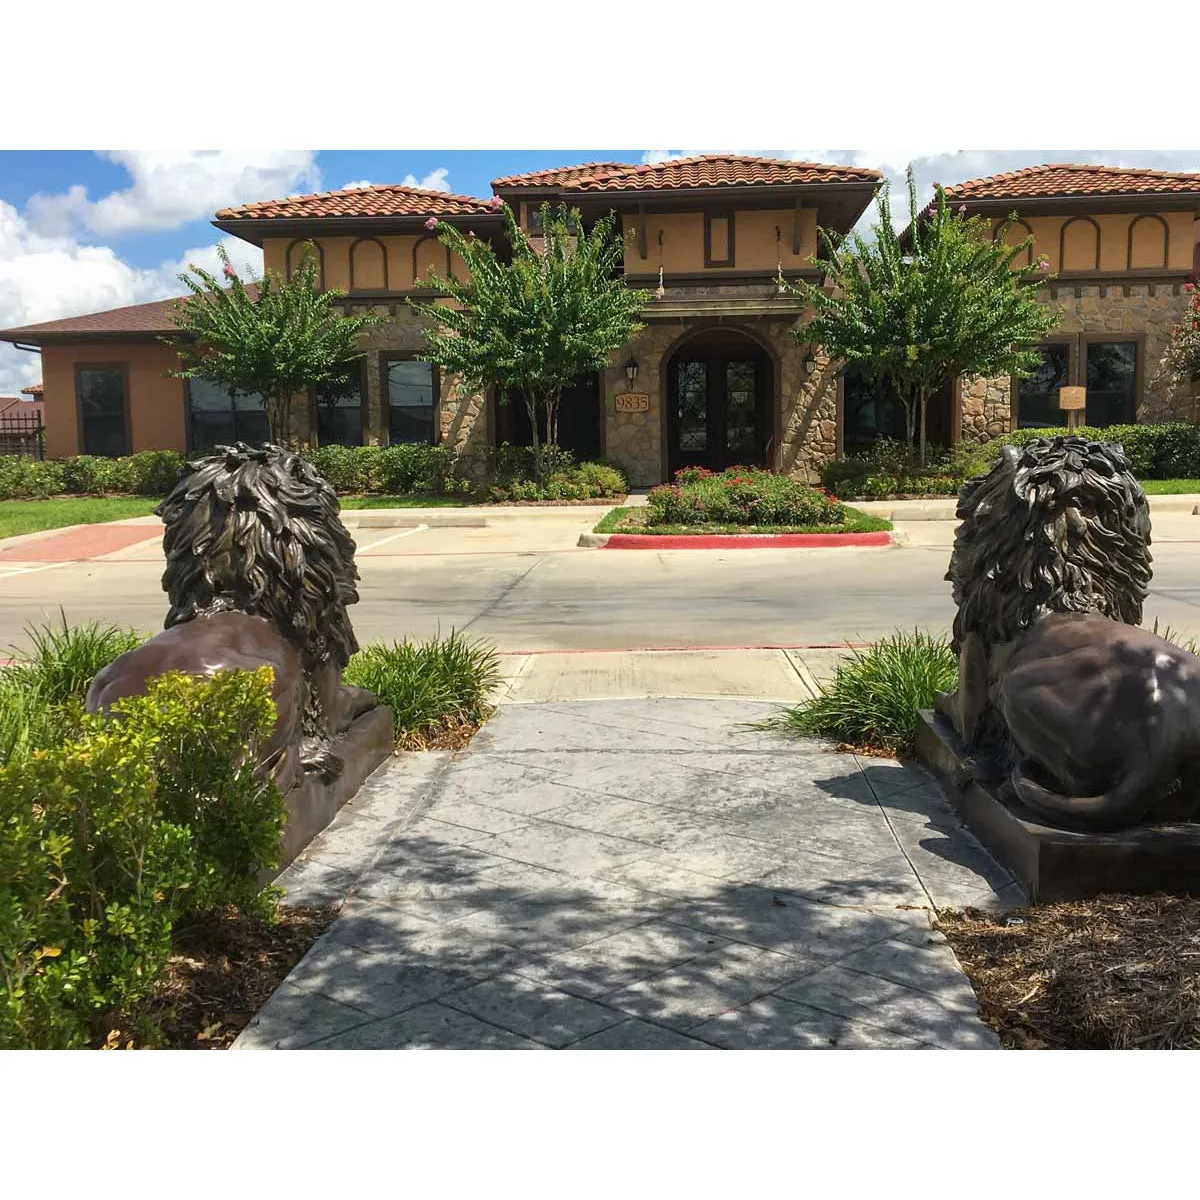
[[4, 507, 1200, 653]]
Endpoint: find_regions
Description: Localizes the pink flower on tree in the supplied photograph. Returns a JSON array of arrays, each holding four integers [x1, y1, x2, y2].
[[424, 216, 438, 231], [488, 195, 503, 210], [223, 262, 237, 279], [1186, 282, 1196, 292]]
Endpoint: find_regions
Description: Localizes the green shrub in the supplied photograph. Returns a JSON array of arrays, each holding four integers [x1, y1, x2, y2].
[[303, 443, 465, 496], [473, 444, 627, 502], [646, 467, 845, 527], [0, 457, 65, 500], [344, 631, 502, 747], [772, 630, 959, 756], [124, 451, 186, 496], [0, 668, 282, 1048]]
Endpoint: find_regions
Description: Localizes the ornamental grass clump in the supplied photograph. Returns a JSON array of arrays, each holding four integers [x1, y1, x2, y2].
[[343, 631, 502, 749], [773, 630, 958, 756], [646, 467, 845, 528]]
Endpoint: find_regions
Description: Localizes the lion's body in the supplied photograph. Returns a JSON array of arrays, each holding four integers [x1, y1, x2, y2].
[[84, 443, 374, 783], [997, 612, 1200, 829], [936, 436, 1195, 831]]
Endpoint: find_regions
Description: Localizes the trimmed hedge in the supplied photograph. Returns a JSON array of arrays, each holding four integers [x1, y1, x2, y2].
[[0, 443, 626, 503], [0, 451, 187, 501], [823, 424, 1200, 498]]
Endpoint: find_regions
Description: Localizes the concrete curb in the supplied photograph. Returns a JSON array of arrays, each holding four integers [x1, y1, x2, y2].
[[586, 531, 894, 550]]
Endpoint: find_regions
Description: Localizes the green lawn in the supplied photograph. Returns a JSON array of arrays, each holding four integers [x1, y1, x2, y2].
[[338, 494, 471, 509], [0, 497, 161, 541], [594, 506, 892, 535], [1139, 479, 1200, 494]]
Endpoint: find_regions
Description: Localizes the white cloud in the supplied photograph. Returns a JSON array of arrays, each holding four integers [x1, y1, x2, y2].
[[0, 194, 262, 392], [399, 167, 451, 192], [341, 179, 374, 190], [25, 151, 321, 239]]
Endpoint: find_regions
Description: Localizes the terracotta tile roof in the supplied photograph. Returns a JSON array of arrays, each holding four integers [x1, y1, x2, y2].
[[937, 162, 1200, 204], [491, 162, 632, 188], [564, 155, 883, 193], [215, 184, 497, 221], [20, 382, 42, 396]]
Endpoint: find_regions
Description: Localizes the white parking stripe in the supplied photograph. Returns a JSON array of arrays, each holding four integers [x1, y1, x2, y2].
[[357, 524, 430, 552]]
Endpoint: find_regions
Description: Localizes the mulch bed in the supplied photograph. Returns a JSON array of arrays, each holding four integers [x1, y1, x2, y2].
[[110, 904, 338, 1050], [938, 895, 1200, 1049], [399, 717, 484, 752]]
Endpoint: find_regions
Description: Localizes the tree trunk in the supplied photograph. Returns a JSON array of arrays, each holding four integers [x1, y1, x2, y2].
[[903, 397, 917, 455], [918, 388, 929, 468], [267, 394, 291, 448], [523, 390, 543, 487], [547, 387, 562, 452]]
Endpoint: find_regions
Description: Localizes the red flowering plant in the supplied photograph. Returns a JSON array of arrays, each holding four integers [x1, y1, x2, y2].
[[1157, 287, 1200, 389], [646, 467, 845, 528]]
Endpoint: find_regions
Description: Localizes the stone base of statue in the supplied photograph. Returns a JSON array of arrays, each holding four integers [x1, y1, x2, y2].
[[916, 709, 1200, 904], [276, 705, 396, 874]]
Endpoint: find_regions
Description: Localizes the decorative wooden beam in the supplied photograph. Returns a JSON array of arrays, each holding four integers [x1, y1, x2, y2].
[[792, 201, 804, 256]]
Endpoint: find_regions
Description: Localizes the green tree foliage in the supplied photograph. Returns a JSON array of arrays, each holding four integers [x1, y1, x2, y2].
[[409, 203, 649, 481], [163, 245, 384, 445], [787, 169, 1059, 464]]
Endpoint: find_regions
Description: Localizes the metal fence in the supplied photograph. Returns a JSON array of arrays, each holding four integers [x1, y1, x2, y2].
[[0, 410, 45, 459]]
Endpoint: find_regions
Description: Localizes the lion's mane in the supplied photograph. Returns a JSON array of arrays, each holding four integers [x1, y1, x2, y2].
[[156, 442, 360, 675], [947, 435, 1152, 655]]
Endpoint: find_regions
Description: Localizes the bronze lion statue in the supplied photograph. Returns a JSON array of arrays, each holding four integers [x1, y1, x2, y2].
[[86, 443, 376, 791], [936, 435, 1200, 830]]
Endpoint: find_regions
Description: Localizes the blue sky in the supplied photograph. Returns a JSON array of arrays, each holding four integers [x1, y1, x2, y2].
[[3, 148, 1200, 394]]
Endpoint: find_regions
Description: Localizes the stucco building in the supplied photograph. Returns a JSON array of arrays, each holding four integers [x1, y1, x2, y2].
[[3, 156, 1199, 481]]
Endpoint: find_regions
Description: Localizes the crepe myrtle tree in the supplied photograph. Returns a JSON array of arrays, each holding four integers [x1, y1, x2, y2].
[[409, 201, 649, 484], [786, 168, 1058, 465], [164, 244, 384, 446]]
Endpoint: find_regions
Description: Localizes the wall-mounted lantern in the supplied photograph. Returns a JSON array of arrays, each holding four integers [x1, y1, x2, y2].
[[624, 356, 640, 388], [803, 352, 818, 374]]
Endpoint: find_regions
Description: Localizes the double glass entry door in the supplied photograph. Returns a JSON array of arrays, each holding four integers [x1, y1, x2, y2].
[[668, 354, 769, 475]]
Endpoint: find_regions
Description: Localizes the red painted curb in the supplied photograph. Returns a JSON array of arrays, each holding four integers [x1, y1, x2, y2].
[[601, 531, 893, 550]]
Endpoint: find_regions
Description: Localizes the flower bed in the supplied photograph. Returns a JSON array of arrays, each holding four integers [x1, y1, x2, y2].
[[646, 467, 850, 528]]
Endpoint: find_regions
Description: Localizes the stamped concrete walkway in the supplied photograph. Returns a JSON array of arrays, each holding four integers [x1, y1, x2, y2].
[[236, 699, 1018, 1050]]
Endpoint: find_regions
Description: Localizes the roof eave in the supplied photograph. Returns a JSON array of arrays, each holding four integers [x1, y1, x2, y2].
[[213, 211, 506, 246], [567, 180, 880, 202]]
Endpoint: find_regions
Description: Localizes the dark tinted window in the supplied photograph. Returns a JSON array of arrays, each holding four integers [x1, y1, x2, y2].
[[386, 360, 437, 444], [1017, 344, 1071, 428], [188, 379, 269, 452], [77, 367, 128, 456], [315, 366, 364, 447]]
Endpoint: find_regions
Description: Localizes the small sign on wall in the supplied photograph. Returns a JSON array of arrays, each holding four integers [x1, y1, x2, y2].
[[616, 392, 650, 413], [1058, 386, 1087, 411]]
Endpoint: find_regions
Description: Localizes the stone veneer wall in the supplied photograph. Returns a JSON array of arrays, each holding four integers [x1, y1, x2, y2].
[[355, 307, 491, 459], [961, 283, 1194, 444]]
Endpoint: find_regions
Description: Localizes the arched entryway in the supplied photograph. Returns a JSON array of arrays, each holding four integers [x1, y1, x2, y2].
[[665, 330, 774, 476]]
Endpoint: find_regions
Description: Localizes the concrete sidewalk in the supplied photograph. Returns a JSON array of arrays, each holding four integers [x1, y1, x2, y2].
[[236, 699, 1012, 1050]]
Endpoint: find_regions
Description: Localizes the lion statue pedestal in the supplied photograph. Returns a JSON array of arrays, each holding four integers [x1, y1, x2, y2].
[[916, 435, 1200, 902], [86, 442, 395, 871]]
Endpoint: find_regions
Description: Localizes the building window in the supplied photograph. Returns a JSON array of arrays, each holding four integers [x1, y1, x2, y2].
[[384, 359, 438, 444], [315, 365, 364, 447], [527, 207, 578, 234], [842, 369, 908, 449], [1014, 339, 1138, 428], [188, 379, 270, 452], [1084, 341, 1138, 427], [1015, 344, 1072, 428], [76, 366, 129, 457], [704, 212, 735, 267]]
